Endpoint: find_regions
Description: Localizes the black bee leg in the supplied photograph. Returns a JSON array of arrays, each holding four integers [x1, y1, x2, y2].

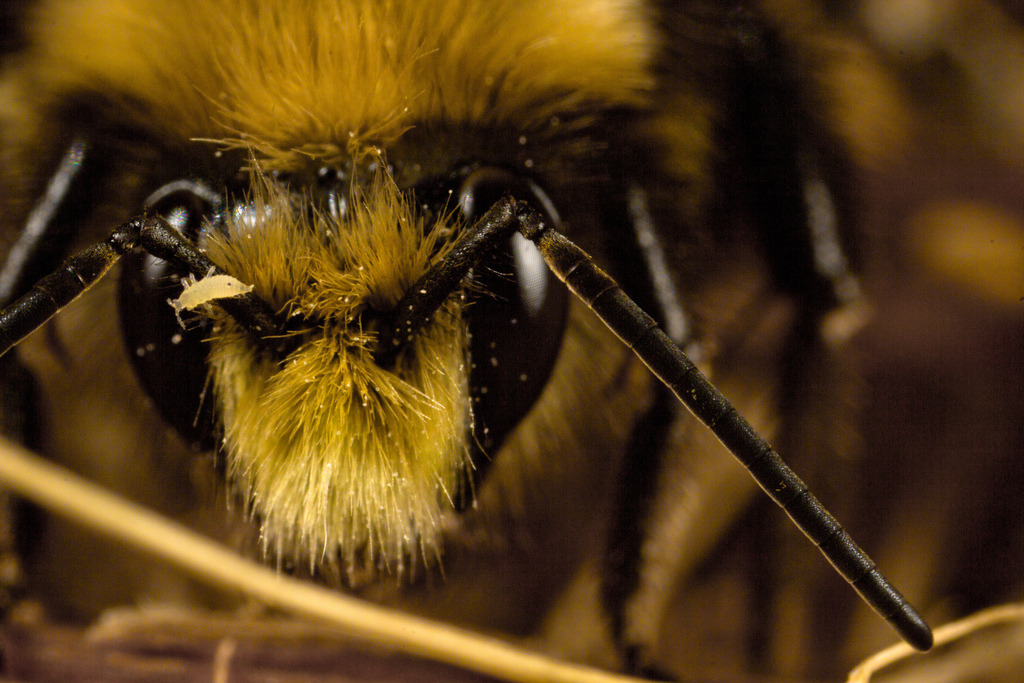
[[0, 354, 39, 615], [0, 140, 90, 307], [595, 186, 689, 671], [0, 141, 93, 614], [0, 216, 280, 359], [600, 383, 676, 673]]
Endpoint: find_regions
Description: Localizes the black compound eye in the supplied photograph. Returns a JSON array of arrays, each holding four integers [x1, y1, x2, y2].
[[456, 168, 570, 458], [118, 180, 222, 449], [142, 180, 223, 236]]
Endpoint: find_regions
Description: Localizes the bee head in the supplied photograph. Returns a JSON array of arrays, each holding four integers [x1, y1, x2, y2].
[[118, 157, 571, 580]]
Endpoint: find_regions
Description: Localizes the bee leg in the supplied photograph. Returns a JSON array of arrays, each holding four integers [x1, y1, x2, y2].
[[0, 355, 39, 613], [0, 139, 91, 613], [0, 140, 90, 308], [600, 384, 676, 673], [594, 186, 690, 672], [0, 216, 280, 359]]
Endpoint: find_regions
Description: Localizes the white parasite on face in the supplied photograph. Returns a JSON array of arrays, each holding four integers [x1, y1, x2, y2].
[[199, 171, 471, 579], [168, 271, 254, 325]]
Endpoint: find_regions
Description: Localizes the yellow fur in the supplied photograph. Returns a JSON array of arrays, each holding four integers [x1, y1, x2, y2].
[[202, 173, 470, 576], [24, 0, 652, 165]]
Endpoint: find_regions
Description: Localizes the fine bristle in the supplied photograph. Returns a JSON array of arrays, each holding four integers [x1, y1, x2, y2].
[[25, 0, 652, 166], [201, 171, 471, 578]]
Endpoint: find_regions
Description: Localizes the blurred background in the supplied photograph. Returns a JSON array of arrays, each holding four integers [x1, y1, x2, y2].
[[801, 0, 1024, 678]]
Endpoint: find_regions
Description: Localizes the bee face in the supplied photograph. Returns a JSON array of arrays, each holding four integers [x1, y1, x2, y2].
[[3, 0, 674, 601], [199, 174, 473, 574], [0, 0, 935, 677]]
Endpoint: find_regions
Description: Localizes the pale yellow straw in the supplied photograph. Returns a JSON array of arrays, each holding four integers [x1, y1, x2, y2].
[[0, 435, 644, 683]]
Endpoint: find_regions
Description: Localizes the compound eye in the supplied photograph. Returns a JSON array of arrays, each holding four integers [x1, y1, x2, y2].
[[456, 168, 569, 456], [118, 180, 222, 449], [143, 179, 223, 237]]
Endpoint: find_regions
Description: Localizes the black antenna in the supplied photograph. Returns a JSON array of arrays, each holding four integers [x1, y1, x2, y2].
[[0, 215, 280, 358], [377, 196, 934, 651]]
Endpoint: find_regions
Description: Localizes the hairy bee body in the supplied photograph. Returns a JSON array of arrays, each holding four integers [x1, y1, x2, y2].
[[0, 0, 954, 679]]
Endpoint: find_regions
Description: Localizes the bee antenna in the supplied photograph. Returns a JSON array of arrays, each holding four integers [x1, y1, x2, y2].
[[0, 215, 282, 358], [374, 197, 525, 368], [519, 208, 933, 652], [386, 195, 933, 651]]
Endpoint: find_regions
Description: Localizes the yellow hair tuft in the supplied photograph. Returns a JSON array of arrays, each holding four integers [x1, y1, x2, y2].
[[201, 171, 471, 578]]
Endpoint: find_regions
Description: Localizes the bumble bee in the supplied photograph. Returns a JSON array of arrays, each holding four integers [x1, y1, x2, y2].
[[0, 0, 941, 679]]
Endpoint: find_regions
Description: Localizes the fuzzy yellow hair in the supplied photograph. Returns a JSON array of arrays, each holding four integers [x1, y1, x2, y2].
[[24, 0, 652, 165], [197, 172, 470, 577]]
